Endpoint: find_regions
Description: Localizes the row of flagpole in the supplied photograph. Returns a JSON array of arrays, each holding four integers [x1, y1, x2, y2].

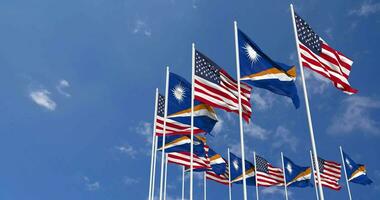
[[146, 4, 360, 200]]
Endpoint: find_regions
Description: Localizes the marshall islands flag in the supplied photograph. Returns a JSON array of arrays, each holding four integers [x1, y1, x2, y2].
[[238, 29, 300, 108], [283, 156, 312, 187], [167, 72, 218, 134], [342, 151, 373, 185]]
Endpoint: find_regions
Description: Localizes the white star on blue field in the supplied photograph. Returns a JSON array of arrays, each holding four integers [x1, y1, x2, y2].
[[0, 0, 379, 199]]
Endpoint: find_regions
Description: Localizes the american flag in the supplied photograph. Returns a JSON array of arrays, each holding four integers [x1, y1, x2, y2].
[[155, 94, 203, 136], [167, 145, 211, 170], [206, 171, 229, 185], [194, 50, 252, 122], [314, 157, 342, 190], [255, 155, 284, 186], [294, 12, 358, 94]]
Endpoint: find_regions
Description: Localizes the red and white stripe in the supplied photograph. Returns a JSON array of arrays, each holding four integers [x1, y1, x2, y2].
[[315, 160, 342, 190], [298, 40, 357, 94], [194, 69, 252, 122], [167, 146, 211, 170], [256, 165, 285, 187], [206, 171, 229, 185], [155, 116, 203, 136]]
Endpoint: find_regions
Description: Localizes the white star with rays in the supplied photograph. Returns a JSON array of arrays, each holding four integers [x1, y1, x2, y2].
[[233, 160, 239, 170], [243, 43, 260, 65], [172, 83, 186, 103], [286, 163, 293, 174]]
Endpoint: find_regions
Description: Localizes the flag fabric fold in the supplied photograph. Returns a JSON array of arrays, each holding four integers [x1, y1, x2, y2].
[[293, 12, 358, 94], [313, 156, 342, 190], [229, 152, 256, 185], [255, 155, 284, 187], [237, 29, 300, 108], [342, 151, 373, 185], [194, 50, 253, 122], [283, 156, 312, 187]]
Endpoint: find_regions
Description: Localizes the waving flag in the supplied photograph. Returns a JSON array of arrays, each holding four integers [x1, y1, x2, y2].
[[167, 72, 218, 134], [156, 135, 191, 152], [167, 136, 211, 170], [293, 12, 357, 94], [255, 155, 284, 186], [313, 157, 342, 190], [283, 156, 312, 187], [342, 151, 373, 185], [155, 94, 203, 136], [229, 152, 255, 185], [238, 29, 300, 108], [194, 50, 252, 122]]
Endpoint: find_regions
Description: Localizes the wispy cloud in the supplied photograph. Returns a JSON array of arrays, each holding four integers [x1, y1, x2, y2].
[[272, 126, 299, 152], [324, 28, 333, 40], [328, 96, 380, 135], [123, 176, 139, 185], [250, 91, 276, 110], [115, 144, 138, 158], [29, 89, 57, 111], [261, 187, 292, 198], [349, 1, 380, 16], [56, 79, 71, 97], [136, 121, 153, 143], [244, 123, 270, 140], [132, 19, 152, 37], [83, 176, 100, 191], [302, 69, 330, 94]]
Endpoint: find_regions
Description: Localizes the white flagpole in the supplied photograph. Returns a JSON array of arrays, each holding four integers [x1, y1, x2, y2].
[[190, 43, 195, 200], [148, 89, 159, 200], [290, 4, 325, 200], [340, 146, 353, 200], [281, 152, 289, 200], [182, 166, 185, 200], [310, 150, 320, 200], [164, 154, 168, 200], [204, 172, 207, 200], [151, 133, 158, 200], [159, 67, 170, 200], [228, 148, 232, 200], [253, 151, 259, 200], [233, 20, 248, 200]]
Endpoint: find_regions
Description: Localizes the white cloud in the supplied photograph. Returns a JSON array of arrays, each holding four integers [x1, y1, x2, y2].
[[136, 121, 153, 143], [272, 126, 299, 152], [83, 176, 100, 191], [349, 1, 380, 16], [250, 91, 275, 110], [261, 187, 292, 198], [302, 69, 330, 94], [212, 117, 224, 135], [56, 79, 71, 97], [328, 96, 380, 135], [123, 176, 139, 185], [132, 19, 152, 37], [244, 123, 270, 140], [324, 28, 333, 40], [29, 89, 57, 111], [115, 144, 138, 158]]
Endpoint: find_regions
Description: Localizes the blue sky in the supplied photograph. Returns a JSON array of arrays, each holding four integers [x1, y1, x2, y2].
[[0, 0, 379, 199]]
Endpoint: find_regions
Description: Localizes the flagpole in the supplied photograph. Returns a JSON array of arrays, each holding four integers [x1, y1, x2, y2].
[[159, 66, 170, 200], [340, 146, 353, 200], [228, 148, 232, 200], [290, 4, 324, 200], [204, 172, 207, 200], [310, 150, 320, 200], [233, 20, 248, 200], [164, 154, 168, 200], [280, 152, 289, 200], [182, 166, 185, 200], [148, 89, 159, 200], [190, 42, 196, 200], [253, 151, 259, 200], [151, 132, 158, 200]]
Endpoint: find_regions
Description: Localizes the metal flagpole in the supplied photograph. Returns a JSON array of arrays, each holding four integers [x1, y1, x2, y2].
[[190, 43, 195, 200], [233, 20, 248, 200], [281, 152, 289, 200], [340, 146, 353, 200], [159, 67, 170, 200], [253, 151, 259, 200], [228, 148, 232, 200], [310, 150, 320, 200], [151, 133, 158, 200], [204, 172, 207, 200], [290, 4, 325, 200], [164, 154, 168, 200], [182, 166, 185, 200], [148, 89, 159, 200]]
